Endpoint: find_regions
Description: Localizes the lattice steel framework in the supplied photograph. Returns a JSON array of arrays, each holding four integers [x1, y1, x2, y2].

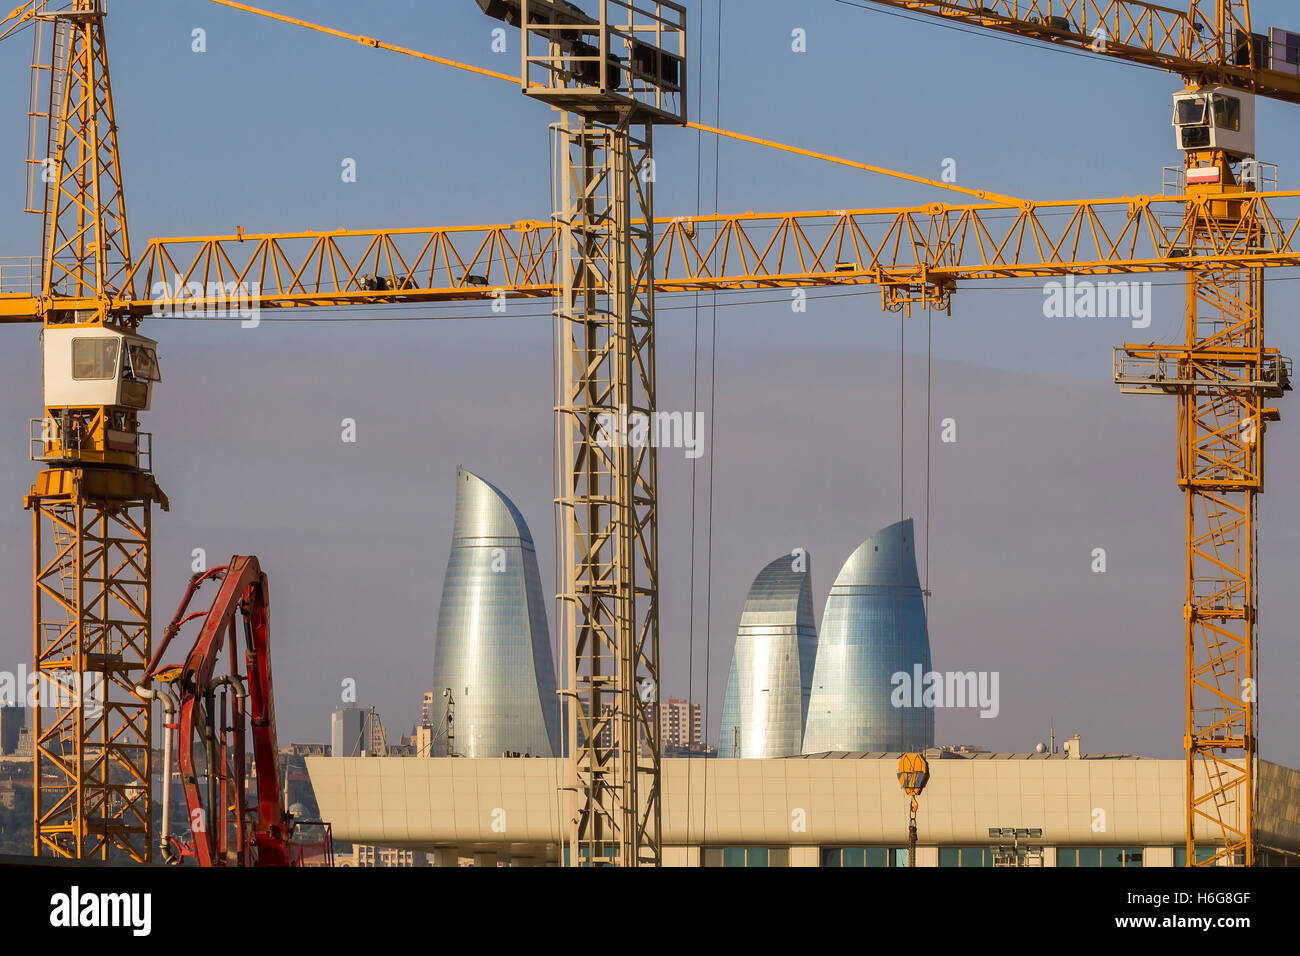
[[515, 0, 684, 868], [28, 469, 157, 861], [38, 0, 133, 310], [1118, 165, 1286, 866], [554, 116, 661, 867], [856, 2, 1300, 104], [1177, 256, 1264, 866], [49, 189, 1300, 324], [19, 1, 161, 861]]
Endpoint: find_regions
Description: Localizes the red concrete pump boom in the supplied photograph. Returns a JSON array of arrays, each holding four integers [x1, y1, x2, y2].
[[137, 556, 321, 866]]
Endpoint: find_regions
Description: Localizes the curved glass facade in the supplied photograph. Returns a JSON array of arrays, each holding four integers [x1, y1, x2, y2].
[[717, 552, 818, 758], [801, 518, 934, 754], [429, 467, 559, 757]]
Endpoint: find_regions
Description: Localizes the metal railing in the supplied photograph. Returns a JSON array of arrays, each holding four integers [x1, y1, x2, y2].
[[521, 0, 687, 123], [1163, 161, 1278, 197], [1114, 349, 1293, 395], [0, 256, 38, 295], [29, 418, 154, 472]]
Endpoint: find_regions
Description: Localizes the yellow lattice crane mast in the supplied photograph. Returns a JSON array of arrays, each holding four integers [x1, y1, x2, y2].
[[864, 0, 1300, 866], [1, 0, 164, 861]]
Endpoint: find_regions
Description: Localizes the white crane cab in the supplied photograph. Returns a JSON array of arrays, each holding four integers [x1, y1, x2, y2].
[[1172, 87, 1255, 159], [43, 325, 162, 412]]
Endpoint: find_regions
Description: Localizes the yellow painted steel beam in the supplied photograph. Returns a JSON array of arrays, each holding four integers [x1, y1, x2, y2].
[[28, 467, 162, 862], [859, 1, 1300, 105], [0, 1, 40, 42], [120, 190, 1300, 315], [0, 294, 39, 320], [682, 123, 1021, 204]]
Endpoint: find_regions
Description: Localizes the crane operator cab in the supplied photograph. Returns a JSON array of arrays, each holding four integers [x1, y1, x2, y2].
[[37, 325, 162, 468], [1172, 87, 1255, 159]]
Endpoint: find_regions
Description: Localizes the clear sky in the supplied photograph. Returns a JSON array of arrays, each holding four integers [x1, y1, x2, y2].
[[1, 0, 1299, 762]]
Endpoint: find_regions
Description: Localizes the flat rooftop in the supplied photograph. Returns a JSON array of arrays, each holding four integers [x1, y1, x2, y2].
[[306, 752, 1300, 863]]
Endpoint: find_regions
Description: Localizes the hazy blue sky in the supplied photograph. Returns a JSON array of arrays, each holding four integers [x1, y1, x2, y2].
[[1, 0, 1299, 762]]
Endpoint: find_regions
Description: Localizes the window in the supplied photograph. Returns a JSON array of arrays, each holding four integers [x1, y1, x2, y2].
[[1173, 846, 1218, 867], [124, 344, 161, 382], [821, 847, 903, 867], [1175, 97, 1207, 126], [939, 847, 995, 867], [1212, 94, 1241, 132], [71, 338, 118, 380], [1057, 847, 1143, 867], [704, 847, 788, 867], [562, 846, 616, 866]]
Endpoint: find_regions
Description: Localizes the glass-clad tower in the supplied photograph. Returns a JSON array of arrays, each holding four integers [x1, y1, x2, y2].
[[802, 518, 934, 754], [430, 467, 559, 757], [718, 552, 818, 758]]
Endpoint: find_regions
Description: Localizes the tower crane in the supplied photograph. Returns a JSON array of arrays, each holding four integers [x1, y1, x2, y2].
[[857, 0, 1300, 869], [1, 0, 165, 863], [4, 0, 1299, 866]]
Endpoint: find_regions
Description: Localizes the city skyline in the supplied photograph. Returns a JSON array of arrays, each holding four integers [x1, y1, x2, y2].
[[0, 0, 1296, 768]]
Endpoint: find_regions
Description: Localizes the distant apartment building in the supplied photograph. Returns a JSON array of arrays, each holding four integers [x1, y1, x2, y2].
[[663, 741, 717, 758], [331, 707, 387, 757], [289, 742, 330, 757], [414, 724, 435, 758], [331, 707, 364, 757], [596, 704, 615, 751], [409, 686, 449, 756], [593, 701, 664, 756], [0, 706, 25, 756], [660, 698, 703, 749], [343, 844, 430, 867]]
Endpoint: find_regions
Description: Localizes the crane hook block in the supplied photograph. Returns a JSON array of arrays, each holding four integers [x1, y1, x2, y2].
[[897, 752, 930, 797]]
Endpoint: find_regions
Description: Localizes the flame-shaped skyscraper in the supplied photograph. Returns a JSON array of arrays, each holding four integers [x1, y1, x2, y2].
[[802, 518, 934, 754], [718, 552, 818, 758], [429, 467, 559, 757]]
